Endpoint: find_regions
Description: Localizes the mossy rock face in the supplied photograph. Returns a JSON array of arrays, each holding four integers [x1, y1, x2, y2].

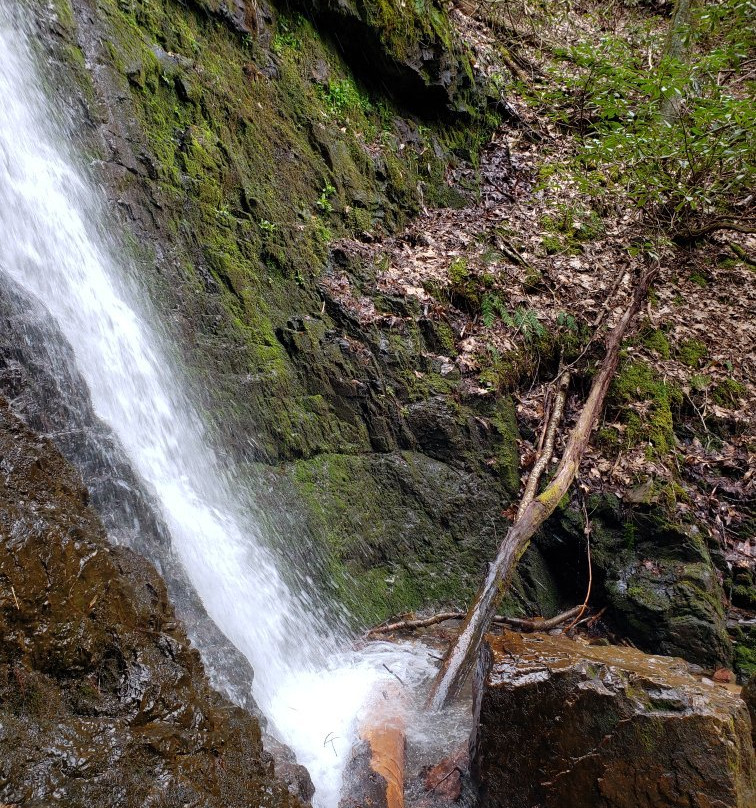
[[549, 498, 732, 670], [248, 448, 560, 626], [288, 0, 479, 114], [24, 0, 512, 633], [46, 0, 494, 464], [731, 621, 756, 682]]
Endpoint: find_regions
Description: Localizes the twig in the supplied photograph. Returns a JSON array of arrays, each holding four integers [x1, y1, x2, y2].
[[518, 371, 570, 519], [428, 764, 463, 793], [323, 732, 339, 756], [382, 664, 405, 685], [11, 586, 19, 610], [565, 499, 592, 631]]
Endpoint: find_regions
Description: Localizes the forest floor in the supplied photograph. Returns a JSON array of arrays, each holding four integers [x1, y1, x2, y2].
[[333, 0, 755, 637]]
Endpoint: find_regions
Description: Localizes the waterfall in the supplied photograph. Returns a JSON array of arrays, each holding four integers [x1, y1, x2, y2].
[[0, 5, 439, 805]]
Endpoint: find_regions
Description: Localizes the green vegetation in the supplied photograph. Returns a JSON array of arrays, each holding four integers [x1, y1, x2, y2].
[[676, 338, 708, 367], [319, 78, 373, 117], [712, 377, 746, 406], [641, 324, 671, 359], [609, 361, 682, 454], [481, 295, 547, 343], [522, 0, 755, 240]]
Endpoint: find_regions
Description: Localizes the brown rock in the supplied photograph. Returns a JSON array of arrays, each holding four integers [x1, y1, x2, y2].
[[741, 676, 756, 748], [0, 400, 303, 807], [472, 631, 755, 808], [423, 744, 468, 801]]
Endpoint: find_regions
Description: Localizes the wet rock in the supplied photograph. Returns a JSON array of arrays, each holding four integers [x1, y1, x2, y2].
[[422, 744, 467, 801], [472, 631, 756, 808], [0, 399, 302, 807], [549, 497, 732, 669], [194, 0, 266, 36], [742, 676, 756, 747], [0, 274, 264, 716]]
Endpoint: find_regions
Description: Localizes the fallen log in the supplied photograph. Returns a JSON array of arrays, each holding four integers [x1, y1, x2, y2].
[[425, 267, 657, 711]]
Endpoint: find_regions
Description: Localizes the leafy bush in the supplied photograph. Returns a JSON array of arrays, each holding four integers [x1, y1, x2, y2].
[[525, 0, 755, 239]]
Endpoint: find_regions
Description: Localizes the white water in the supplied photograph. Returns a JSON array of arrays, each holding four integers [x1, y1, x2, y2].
[[0, 6, 441, 805]]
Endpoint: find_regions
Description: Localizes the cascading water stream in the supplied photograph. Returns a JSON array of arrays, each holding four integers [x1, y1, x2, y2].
[[0, 5, 450, 805]]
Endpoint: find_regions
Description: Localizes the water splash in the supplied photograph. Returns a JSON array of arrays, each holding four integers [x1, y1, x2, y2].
[[0, 5, 441, 804]]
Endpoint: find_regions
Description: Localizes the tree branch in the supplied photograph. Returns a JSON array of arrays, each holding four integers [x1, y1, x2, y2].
[[425, 266, 658, 711], [367, 605, 584, 636]]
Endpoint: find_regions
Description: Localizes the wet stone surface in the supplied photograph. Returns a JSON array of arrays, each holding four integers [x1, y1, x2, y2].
[[0, 399, 306, 807], [472, 630, 756, 808]]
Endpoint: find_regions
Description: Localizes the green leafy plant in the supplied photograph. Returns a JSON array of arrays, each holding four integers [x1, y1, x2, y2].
[[523, 0, 755, 240], [481, 294, 547, 342], [316, 183, 336, 213], [481, 293, 509, 328], [320, 78, 373, 117]]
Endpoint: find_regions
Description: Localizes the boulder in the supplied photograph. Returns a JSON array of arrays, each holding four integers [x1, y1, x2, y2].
[[472, 631, 756, 808], [549, 497, 732, 669]]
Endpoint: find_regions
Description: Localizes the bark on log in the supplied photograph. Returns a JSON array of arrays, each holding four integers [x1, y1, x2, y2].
[[425, 268, 657, 711]]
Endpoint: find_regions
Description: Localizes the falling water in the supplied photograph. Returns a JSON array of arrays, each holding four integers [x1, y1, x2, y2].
[[0, 5, 448, 805]]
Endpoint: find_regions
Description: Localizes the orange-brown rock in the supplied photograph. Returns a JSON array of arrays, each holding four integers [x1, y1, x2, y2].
[[472, 631, 755, 808], [339, 683, 406, 808]]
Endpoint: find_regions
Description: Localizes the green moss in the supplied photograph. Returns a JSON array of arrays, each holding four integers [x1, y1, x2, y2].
[[734, 642, 756, 678], [448, 256, 482, 309], [711, 377, 746, 406], [610, 361, 682, 454], [449, 256, 469, 286], [732, 584, 756, 609], [676, 339, 708, 368], [540, 204, 604, 254], [289, 451, 497, 623], [540, 233, 563, 255], [490, 397, 521, 496], [49, 0, 517, 628], [477, 344, 521, 392], [432, 320, 457, 355], [597, 425, 622, 449], [641, 325, 671, 359]]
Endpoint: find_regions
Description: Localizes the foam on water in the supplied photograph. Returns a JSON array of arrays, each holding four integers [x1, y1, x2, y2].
[[0, 5, 442, 805], [268, 642, 440, 807]]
